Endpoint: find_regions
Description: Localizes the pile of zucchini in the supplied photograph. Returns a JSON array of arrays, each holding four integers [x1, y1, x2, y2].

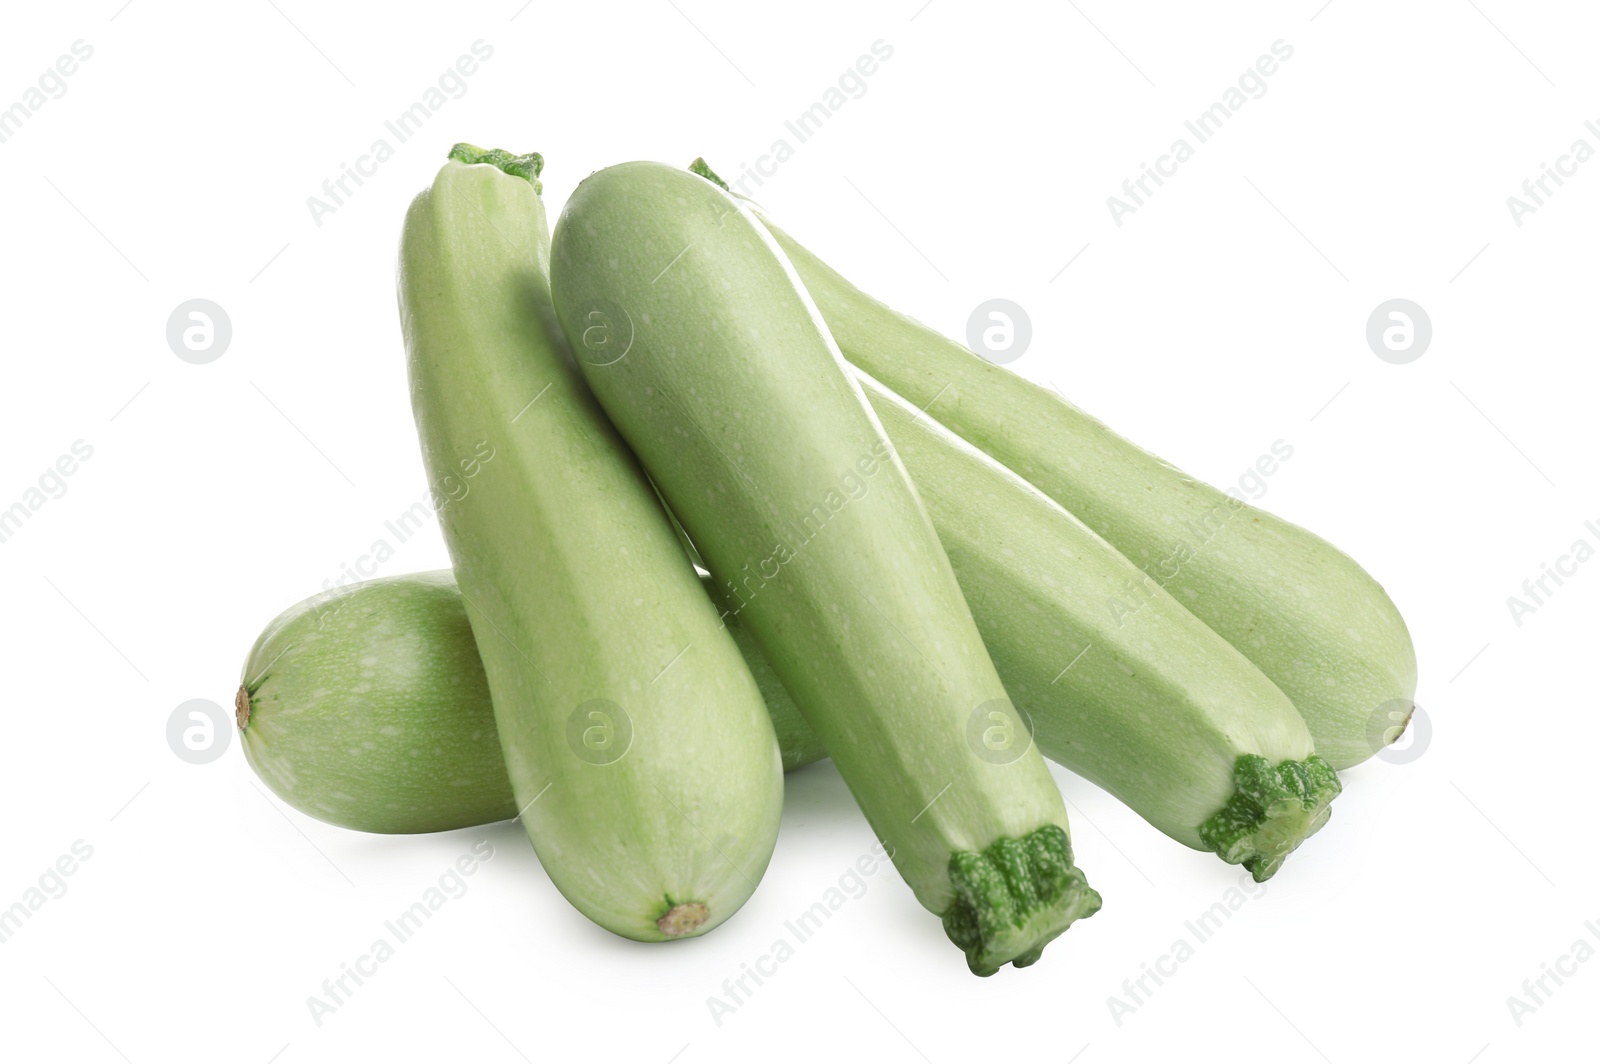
[[236, 145, 1417, 975]]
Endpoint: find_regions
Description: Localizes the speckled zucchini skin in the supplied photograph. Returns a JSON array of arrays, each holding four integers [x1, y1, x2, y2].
[[239, 571, 509, 834]]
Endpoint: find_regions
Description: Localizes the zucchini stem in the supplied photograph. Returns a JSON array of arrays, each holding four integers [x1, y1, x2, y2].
[[941, 826, 1102, 977], [447, 143, 544, 192], [687, 157, 728, 190], [1198, 755, 1342, 882]]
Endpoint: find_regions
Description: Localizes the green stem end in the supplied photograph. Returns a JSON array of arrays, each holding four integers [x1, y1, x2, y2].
[[688, 157, 728, 190], [1198, 754, 1342, 882], [448, 143, 544, 193], [941, 825, 1101, 977]]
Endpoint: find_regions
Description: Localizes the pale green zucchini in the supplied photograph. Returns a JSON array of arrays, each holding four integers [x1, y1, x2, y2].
[[399, 147, 783, 941], [241, 383, 1336, 878], [550, 160, 1099, 975], [858, 373, 1338, 879], [237, 571, 828, 835], [692, 160, 1417, 771]]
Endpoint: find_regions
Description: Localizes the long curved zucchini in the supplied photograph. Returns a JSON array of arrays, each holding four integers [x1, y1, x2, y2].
[[399, 147, 783, 941], [691, 160, 1417, 771], [550, 160, 1099, 975], [236, 571, 828, 835]]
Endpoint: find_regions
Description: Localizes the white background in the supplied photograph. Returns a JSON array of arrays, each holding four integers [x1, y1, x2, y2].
[[1, 1, 1595, 1061]]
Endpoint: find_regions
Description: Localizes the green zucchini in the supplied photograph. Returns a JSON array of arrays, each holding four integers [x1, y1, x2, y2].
[[857, 372, 1338, 879], [399, 147, 784, 941], [237, 571, 828, 835], [241, 380, 1335, 877], [692, 159, 1417, 771], [550, 160, 1099, 975]]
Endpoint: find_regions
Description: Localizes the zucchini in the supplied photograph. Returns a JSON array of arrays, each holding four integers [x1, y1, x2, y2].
[[692, 160, 1417, 771], [237, 571, 505, 834], [241, 382, 1335, 877], [237, 572, 828, 835], [550, 160, 1099, 975], [399, 147, 783, 941], [857, 372, 1338, 879], [240, 382, 1335, 876]]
